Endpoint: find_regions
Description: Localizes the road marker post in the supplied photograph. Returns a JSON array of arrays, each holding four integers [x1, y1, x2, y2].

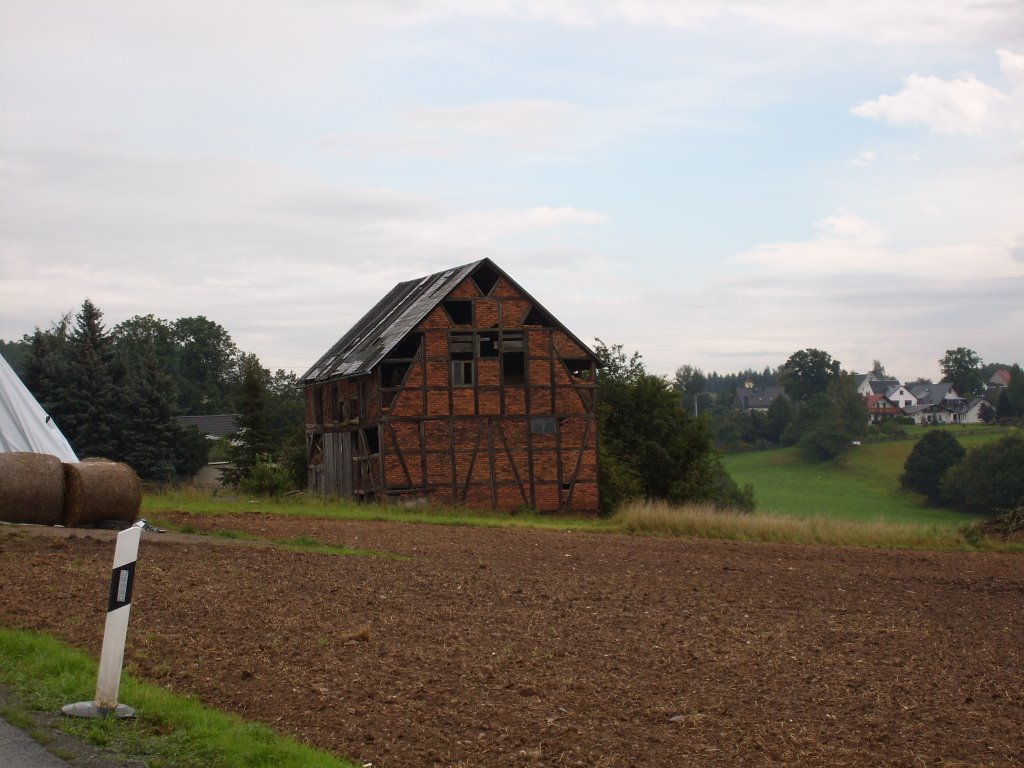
[[62, 520, 147, 719]]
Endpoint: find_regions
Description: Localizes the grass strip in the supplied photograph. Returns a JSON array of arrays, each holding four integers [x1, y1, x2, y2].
[[0, 628, 356, 768], [612, 500, 1023, 551]]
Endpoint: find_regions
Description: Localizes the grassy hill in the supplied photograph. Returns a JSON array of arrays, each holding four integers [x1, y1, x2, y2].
[[723, 425, 1012, 527]]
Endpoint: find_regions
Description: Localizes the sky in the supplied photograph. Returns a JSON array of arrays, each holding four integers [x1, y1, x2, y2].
[[1, 1, 1022, 383]]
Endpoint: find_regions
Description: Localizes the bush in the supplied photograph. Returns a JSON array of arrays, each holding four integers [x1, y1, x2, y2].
[[239, 460, 295, 497], [900, 430, 966, 503], [942, 432, 1024, 515]]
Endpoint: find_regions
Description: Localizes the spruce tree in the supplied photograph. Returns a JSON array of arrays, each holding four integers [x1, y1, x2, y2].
[[223, 353, 273, 486], [60, 300, 123, 458], [118, 345, 182, 482]]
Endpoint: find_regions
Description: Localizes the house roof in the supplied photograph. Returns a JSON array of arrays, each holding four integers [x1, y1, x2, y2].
[[868, 379, 901, 395], [911, 382, 962, 405], [990, 369, 1011, 386], [865, 394, 899, 410], [302, 258, 598, 384], [177, 414, 238, 439]]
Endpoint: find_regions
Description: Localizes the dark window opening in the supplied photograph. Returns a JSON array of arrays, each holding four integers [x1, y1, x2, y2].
[[362, 427, 380, 455], [381, 361, 411, 387], [452, 360, 474, 386], [523, 305, 552, 326], [562, 358, 592, 379], [471, 262, 500, 296], [443, 299, 473, 325], [343, 397, 358, 422], [388, 332, 422, 360], [502, 350, 525, 385], [478, 331, 499, 358], [313, 387, 324, 425], [501, 331, 523, 350], [530, 417, 557, 434], [450, 332, 474, 360]]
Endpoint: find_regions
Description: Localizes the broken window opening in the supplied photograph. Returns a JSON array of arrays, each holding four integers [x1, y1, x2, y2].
[[443, 299, 473, 325], [562, 358, 593, 380], [388, 332, 423, 360], [450, 332, 474, 360], [342, 397, 358, 422], [501, 331, 524, 350], [313, 387, 324, 425], [381, 361, 412, 388], [530, 417, 557, 434], [478, 331, 499, 359], [502, 350, 525, 385], [452, 360, 475, 386], [362, 427, 380, 455], [523, 305, 552, 327], [471, 262, 500, 296]]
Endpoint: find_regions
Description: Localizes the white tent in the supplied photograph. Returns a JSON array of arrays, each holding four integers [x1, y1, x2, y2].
[[0, 352, 78, 462]]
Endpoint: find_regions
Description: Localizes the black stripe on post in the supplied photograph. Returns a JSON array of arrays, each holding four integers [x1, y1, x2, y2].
[[107, 561, 136, 613]]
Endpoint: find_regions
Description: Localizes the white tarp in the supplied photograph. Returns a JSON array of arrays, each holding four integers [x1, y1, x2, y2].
[[0, 352, 78, 462]]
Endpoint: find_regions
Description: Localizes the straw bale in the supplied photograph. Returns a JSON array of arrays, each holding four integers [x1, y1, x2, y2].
[[0, 452, 65, 525], [63, 461, 141, 528]]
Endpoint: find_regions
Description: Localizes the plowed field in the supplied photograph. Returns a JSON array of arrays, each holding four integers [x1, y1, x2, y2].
[[2, 514, 1022, 767]]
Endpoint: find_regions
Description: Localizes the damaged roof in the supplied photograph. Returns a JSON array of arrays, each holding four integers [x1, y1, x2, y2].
[[302, 258, 597, 384]]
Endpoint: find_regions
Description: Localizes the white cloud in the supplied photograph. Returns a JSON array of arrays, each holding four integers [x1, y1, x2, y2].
[[852, 73, 1007, 135], [998, 49, 1024, 90], [852, 49, 1024, 135]]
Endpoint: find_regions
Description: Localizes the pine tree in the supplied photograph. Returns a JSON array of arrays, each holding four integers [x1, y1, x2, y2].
[[60, 300, 123, 458], [223, 354, 273, 486], [118, 345, 182, 482]]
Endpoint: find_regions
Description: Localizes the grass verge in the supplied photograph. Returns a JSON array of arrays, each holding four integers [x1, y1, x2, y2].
[[143, 487, 1024, 552], [0, 628, 356, 768], [612, 499, 1022, 551]]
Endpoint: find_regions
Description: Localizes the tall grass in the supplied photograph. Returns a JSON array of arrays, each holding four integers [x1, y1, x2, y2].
[[611, 499, 999, 550]]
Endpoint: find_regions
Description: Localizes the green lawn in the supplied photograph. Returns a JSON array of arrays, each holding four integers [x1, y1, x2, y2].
[[723, 425, 1013, 527]]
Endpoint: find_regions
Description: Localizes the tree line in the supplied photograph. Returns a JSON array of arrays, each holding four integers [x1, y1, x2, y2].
[[674, 347, 1024, 456], [3, 300, 304, 489]]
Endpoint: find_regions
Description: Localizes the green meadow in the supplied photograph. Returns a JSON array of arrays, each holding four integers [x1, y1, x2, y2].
[[723, 424, 1014, 527]]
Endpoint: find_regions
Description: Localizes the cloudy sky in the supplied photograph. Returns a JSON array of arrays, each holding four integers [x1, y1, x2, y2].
[[1, 1, 1022, 382]]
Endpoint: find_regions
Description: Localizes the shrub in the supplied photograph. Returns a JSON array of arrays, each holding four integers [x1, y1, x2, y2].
[[942, 432, 1024, 515], [900, 430, 966, 503], [239, 460, 294, 497]]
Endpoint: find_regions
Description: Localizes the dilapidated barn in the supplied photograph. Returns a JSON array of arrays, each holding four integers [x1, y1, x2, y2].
[[301, 259, 600, 512]]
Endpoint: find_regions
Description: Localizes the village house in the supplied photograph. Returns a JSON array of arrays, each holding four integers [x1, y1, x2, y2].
[[301, 259, 600, 513], [732, 381, 786, 412]]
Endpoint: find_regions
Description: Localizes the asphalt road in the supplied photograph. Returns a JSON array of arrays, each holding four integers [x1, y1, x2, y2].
[[0, 716, 71, 767]]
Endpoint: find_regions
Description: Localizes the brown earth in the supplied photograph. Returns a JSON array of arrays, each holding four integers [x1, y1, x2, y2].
[[1, 514, 1022, 768]]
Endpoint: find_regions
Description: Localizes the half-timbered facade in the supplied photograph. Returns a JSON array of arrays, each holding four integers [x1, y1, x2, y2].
[[301, 259, 600, 512]]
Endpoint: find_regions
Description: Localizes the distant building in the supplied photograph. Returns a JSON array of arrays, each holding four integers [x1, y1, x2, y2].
[[733, 382, 786, 412]]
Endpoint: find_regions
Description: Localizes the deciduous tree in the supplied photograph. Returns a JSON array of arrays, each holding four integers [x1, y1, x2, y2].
[[595, 340, 753, 514], [779, 348, 842, 402], [900, 430, 965, 503], [938, 347, 984, 398]]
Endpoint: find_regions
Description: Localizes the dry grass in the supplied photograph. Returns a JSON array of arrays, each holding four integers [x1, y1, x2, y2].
[[611, 499, 982, 550]]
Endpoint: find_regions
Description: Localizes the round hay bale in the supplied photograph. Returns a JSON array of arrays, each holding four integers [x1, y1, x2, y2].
[[0, 452, 65, 525], [63, 461, 141, 528]]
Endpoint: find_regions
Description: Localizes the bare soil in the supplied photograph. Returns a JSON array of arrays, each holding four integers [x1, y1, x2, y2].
[[2, 514, 1022, 767]]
